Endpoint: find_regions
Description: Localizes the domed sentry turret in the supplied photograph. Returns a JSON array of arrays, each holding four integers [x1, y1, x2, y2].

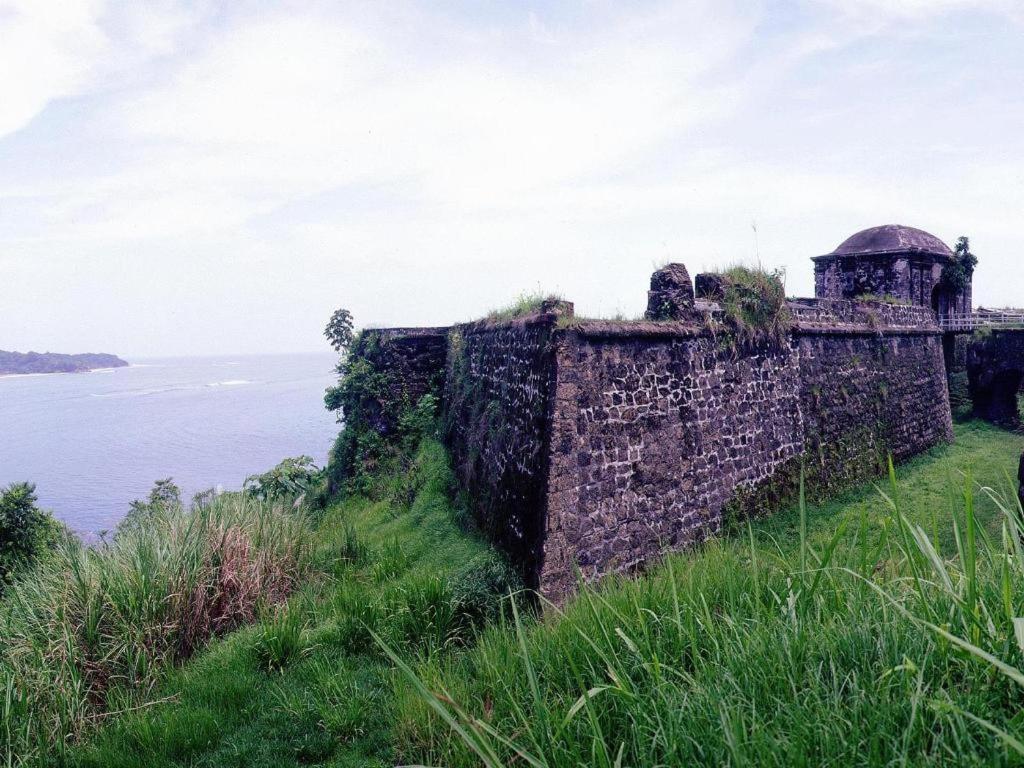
[[812, 224, 970, 319]]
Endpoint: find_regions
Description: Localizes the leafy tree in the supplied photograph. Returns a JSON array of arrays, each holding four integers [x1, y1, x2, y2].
[[0, 482, 58, 585], [942, 236, 977, 294], [324, 308, 355, 353]]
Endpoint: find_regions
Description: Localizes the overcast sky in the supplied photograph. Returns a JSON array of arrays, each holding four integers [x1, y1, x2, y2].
[[1, 0, 1022, 356]]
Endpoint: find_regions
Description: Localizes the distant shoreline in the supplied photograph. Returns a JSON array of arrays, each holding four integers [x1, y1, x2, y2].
[[0, 368, 124, 380], [0, 351, 130, 377]]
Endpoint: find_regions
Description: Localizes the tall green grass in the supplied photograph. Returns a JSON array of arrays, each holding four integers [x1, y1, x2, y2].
[[392, 463, 1024, 766], [14, 421, 1024, 766], [63, 438, 516, 768], [0, 492, 312, 765]]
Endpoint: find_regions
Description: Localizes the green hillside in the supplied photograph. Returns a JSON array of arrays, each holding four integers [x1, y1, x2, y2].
[[6, 419, 1024, 766]]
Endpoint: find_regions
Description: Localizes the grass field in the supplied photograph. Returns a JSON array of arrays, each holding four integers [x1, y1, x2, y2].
[[46, 418, 1024, 766]]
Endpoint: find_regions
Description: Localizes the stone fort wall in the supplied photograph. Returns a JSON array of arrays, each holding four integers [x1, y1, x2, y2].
[[442, 312, 562, 589], [355, 271, 953, 599], [542, 322, 803, 596]]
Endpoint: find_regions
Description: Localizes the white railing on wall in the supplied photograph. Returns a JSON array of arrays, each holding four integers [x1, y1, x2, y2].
[[938, 313, 1024, 331]]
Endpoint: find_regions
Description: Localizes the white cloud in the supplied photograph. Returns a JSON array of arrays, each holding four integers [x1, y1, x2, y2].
[[811, 0, 1024, 21], [0, 0, 108, 136], [0, 2, 759, 246], [1, 0, 1023, 354]]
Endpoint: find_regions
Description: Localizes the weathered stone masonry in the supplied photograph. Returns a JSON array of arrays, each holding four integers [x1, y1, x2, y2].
[[442, 314, 562, 588], [543, 323, 804, 595], [791, 301, 954, 487], [967, 329, 1024, 425], [537, 301, 951, 597], [361, 282, 953, 600], [348, 327, 448, 437]]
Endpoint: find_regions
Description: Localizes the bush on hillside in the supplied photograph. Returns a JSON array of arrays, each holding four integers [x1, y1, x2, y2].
[[244, 456, 323, 502], [117, 477, 182, 536], [0, 482, 60, 588], [451, 553, 522, 626]]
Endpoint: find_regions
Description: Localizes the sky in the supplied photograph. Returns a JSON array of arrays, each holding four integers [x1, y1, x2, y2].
[[1, 0, 1022, 357]]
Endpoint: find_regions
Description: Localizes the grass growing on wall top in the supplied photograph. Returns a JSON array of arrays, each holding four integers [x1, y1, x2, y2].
[[392, 419, 1024, 766], [707, 265, 792, 352], [855, 292, 911, 305], [485, 292, 564, 322]]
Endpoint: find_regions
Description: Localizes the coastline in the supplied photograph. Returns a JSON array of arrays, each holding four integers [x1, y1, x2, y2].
[[0, 366, 127, 380]]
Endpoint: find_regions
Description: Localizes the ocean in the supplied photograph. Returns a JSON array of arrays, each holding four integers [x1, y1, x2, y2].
[[0, 353, 340, 535]]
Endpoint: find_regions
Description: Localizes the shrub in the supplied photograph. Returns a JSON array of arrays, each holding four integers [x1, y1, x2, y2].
[[0, 482, 60, 588], [244, 456, 322, 502], [451, 553, 522, 626], [254, 606, 308, 673], [117, 477, 182, 536]]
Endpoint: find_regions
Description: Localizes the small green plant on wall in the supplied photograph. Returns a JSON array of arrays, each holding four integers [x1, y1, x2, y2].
[[706, 266, 792, 353]]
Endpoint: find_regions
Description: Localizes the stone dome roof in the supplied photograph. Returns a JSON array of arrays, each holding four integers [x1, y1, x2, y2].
[[831, 224, 952, 257]]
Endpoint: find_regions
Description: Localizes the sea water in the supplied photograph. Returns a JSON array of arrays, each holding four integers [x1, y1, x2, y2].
[[0, 353, 340, 534]]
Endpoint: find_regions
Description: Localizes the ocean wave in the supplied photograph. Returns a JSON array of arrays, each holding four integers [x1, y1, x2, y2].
[[0, 372, 54, 380], [207, 380, 251, 387], [89, 385, 191, 398]]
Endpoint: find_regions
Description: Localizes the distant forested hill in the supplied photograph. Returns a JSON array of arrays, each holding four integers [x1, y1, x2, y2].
[[0, 350, 129, 375]]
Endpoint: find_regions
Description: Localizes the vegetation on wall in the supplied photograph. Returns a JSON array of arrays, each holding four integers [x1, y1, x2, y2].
[[485, 292, 564, 323], [704, 266, 792, 352], [441, 322, 556, 589], [323, 310, 441, 495], [854, 292, 911, 305], [323, 316, 392, 492]]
